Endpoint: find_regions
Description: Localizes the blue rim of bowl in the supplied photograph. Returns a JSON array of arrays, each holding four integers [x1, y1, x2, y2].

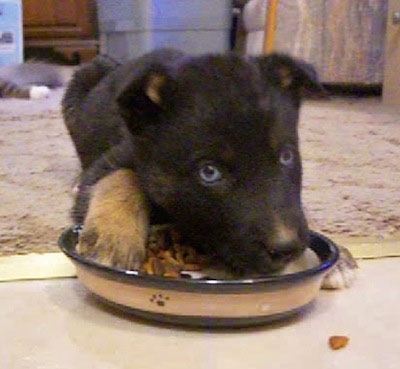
[[58, 226, 339, 293]]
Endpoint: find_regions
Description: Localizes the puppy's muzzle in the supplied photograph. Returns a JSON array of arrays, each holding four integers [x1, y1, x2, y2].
[[263, 224, 308, 264]]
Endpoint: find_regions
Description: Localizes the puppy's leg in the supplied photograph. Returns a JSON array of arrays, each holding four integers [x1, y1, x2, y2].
[[77, 169, 149, 270], [322, 246, 358, 289]]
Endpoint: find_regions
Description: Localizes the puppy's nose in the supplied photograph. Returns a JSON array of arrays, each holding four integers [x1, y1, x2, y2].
[[275, 241, 299, 254], [269, 241, 301, 261]]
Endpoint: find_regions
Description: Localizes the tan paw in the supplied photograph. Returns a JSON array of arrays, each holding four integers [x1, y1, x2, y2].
[[77, 169, 149, 270], [322, 246, 358, 289]]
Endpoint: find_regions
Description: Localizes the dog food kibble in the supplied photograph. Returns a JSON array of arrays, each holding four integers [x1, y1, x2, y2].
[[329, 336, 349, 350], [140, 225, 209, 278]]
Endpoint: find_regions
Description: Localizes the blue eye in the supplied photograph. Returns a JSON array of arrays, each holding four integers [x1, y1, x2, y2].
[[279, 147, 295, 167], [199, 162, 222, 184]]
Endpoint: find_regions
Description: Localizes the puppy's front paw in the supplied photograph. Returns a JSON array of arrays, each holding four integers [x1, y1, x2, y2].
[[78, 218, 146, 270], [322, 246, 358, 289], [77, 169, 149, 270]]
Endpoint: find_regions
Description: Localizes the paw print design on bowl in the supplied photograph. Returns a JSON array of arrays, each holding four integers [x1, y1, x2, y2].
[[150, 293, 170, 307]]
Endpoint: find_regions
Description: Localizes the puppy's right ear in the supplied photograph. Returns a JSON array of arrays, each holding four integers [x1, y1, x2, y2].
[[255, 53, 326, 99], [116, 64, 175, 134]]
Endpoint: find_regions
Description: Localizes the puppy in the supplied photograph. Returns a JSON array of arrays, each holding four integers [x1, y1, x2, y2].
[[62, 49, 356, 287]]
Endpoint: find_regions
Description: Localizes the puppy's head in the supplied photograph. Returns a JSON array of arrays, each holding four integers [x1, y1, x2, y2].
[[116, 49, 324, 276]]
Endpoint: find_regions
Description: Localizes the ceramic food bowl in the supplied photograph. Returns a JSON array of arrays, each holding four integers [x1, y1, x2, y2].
[[58, 227, 339, 327]]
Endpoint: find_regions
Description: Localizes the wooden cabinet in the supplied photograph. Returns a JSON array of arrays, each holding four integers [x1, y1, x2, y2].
[[243, 0, 388, 84], [273, 0, 388, 85], [22, 0, 98, 63]]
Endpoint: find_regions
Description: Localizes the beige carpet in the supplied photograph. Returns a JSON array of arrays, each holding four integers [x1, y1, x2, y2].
[[300, 97, 400, 241], [0, 89, 79, 256], [0, 91, 399, 256]]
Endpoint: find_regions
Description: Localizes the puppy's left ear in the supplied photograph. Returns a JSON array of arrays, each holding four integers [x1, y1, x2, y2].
[[255, 53, 326, 98]]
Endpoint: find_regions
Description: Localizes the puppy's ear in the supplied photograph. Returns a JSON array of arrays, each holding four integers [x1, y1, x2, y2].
[[255, 53, 326, 98], [116, 65, 174, 134]]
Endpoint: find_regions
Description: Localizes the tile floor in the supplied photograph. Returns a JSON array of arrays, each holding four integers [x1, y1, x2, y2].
[[1, 258, 399, 369]]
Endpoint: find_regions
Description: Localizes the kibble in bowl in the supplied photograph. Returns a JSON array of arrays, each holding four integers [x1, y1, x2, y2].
[[58, 226, 338, 327], [141, 224, 321, 280]]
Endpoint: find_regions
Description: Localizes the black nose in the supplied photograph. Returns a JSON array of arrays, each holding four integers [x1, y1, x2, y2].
[[268, 241, 303, 261]]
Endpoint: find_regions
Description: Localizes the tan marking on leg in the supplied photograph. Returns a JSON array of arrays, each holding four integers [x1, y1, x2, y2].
[[78, 169, 149, 270]]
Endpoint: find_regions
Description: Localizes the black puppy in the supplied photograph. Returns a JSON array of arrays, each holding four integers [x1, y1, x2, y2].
[[62, 49, 355, 285]]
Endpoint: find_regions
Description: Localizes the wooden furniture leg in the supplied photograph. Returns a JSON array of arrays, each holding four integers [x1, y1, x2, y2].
[[383, 0, 400, 107], [263, 0, 279, 53]]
